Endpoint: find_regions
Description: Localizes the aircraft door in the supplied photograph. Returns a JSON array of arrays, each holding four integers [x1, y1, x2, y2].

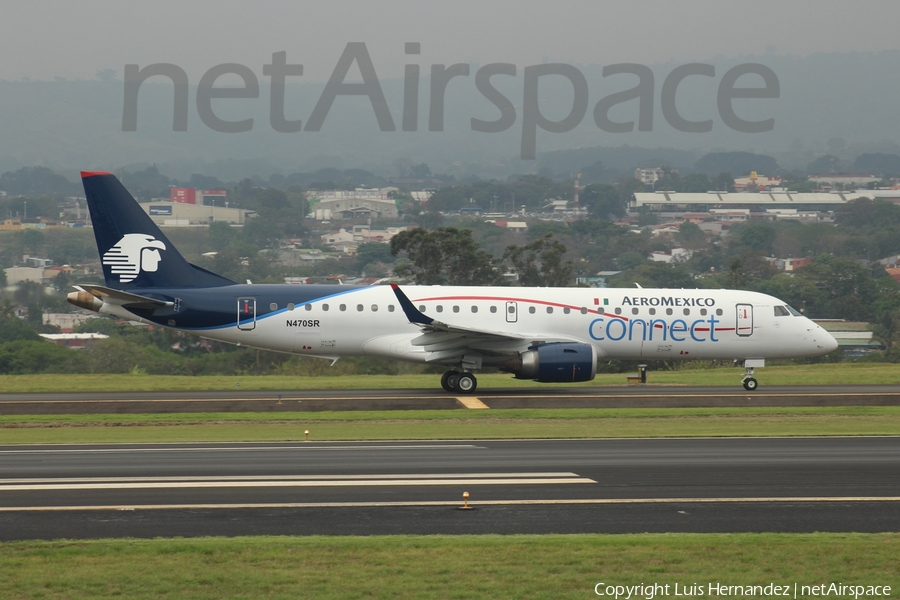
[[237, 298, 257, 331], [736, 303, 753, 337], [506, 301, 518, 323]]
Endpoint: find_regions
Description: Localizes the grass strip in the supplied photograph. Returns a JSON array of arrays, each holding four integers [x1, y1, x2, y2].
[[2, 533, 898, 599], [1, 409, 898, 444], [3, 406, 899, 425], [4, 362, 900, 393]]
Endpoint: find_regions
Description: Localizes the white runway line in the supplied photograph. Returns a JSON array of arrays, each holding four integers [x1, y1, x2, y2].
[[0, 472, 581, 484], [0, 475, 596, 492], [0, 444, 481, 454]]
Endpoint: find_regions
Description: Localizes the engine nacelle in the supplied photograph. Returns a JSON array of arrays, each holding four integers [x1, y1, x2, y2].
[[513, 342, 597, 383]]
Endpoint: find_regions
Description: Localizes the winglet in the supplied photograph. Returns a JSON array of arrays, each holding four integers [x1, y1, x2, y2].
[[390, 283, 433, 325]]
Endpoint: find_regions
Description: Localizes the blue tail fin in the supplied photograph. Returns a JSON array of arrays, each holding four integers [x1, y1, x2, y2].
[[81, 171, 235, 289]]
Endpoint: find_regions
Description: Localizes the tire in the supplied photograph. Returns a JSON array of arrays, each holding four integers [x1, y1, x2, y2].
[[440, 371, 459, 392], [743, 377, 758, 391], [446, 373, 461, 392], [454, 373, 477, 394]]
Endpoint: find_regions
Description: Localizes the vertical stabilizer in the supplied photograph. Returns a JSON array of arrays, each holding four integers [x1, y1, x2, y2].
[[81, 171, 234, 289]]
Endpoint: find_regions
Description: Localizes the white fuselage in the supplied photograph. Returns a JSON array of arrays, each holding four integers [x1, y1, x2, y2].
[[168, 285, 836, 365]]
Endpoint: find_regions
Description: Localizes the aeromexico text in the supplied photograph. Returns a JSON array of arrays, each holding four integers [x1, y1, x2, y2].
[[621, 297, 717, 307]]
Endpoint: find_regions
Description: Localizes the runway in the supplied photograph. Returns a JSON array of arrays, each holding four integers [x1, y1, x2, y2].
[[3, 385, 900, 414], [1, 437, 898, 540]]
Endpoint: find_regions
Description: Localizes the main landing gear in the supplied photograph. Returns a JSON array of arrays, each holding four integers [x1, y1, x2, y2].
[[441, 370, 477, 394]]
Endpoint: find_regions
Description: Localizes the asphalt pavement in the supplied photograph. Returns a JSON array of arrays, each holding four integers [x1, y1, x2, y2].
[[1, 437, 897, 540]]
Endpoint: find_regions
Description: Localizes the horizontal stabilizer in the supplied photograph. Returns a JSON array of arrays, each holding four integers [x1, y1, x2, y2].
[[71, 285, 173, 309]]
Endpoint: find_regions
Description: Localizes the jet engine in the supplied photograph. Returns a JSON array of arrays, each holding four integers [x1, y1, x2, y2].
[[509, 342, 598, 383]]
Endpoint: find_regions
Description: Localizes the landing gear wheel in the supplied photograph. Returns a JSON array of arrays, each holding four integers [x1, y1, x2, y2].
[[441, 370, 460, 392], [454, 373, 477, 394], [743, 377, 758, 391]]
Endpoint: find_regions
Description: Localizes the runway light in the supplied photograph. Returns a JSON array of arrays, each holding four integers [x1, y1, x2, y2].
[[304, 429, 310, 442], [458, 491, 473, 510]]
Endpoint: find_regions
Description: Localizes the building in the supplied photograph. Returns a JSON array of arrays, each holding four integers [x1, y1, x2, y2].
[[40, 333, 109, 349], [169, 188, 229, 205], [140, 201, 253, 226], [734, 172, 781, 191], [631, 191, 884, 210], [634, 168, 676, 186], [320, 225, 412, 248], [774, 257, 813, 271], [307, 188, 400, 220], [809, 174, 881, 188], [3, 266, 45, 287]]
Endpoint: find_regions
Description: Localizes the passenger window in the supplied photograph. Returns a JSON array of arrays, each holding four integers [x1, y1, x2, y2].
[[371, 304, 378, 312], [419, 305, 426, 312], [774, 305, 790, 317], [357, 304, 364, 312], [666, 308, 673, 316], [287, 303, 295, 311], [471, 306, 478, 313], [490, 306, 497, 313], [436, 306, 443, 313], [508, 306, 515, 314], [683, 308, 690, 316], [388, 305, 395, 312], [580, 307, 588, 314], [547, 307, 553, 314], [632, 308, 639, 315], [615, 307, 622, 315], [339, 304, 346, 311], [649, 308, 656, 315], [452, 306, 459, 313], [322, 304, 329, 311], [529, 306, 536, 314], [564, 307, 571, 314], [700, 308, 707, 316], [305, 304, 312, 311], [716, 308, 723, 316], [270, 303, 278, 311]]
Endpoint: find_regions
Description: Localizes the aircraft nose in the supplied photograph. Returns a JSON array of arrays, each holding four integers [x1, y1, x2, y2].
[[811, 323, 839, 353], [823, 330, 839, 353]]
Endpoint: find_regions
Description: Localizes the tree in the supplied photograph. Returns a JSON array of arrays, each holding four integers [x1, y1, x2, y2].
[[694, 152, 778, 177], [806, 154, 842, 175], [853, 153, 900, 177], [674, 173, 711, 193], [580, 184, 624, 220], [0, 166, 78, 196], [737, 222, 777, 253], [502, 233, 573, 287], [390, 227, 500, 285], [676, 221, 706, 248]]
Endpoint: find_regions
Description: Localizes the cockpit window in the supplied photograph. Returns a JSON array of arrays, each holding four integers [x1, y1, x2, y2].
[[774, 305, 790, 317], [786, 305, 802, 316]]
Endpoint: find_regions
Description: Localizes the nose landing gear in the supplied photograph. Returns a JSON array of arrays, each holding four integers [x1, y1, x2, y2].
[[742, 366, 758, 391], [441, 370, 478, 394]]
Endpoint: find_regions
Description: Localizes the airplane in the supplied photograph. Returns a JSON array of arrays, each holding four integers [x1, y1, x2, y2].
[[68, 171, 839, 393]]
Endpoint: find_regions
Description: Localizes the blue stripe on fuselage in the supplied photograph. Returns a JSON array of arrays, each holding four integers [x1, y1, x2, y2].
[[121, 284, 369, 330]]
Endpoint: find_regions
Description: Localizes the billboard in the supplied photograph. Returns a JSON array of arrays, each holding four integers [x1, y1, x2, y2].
[[170, 188, 196, 204], [149, 205, 173, 216]]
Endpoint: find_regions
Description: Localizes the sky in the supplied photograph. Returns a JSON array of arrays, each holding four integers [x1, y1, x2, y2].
[[3, 0, 900, 83]]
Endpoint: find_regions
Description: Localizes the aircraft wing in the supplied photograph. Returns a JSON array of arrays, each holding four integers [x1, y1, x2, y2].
[[390, 284, 575, 363], [73, 285, 174, 309]]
